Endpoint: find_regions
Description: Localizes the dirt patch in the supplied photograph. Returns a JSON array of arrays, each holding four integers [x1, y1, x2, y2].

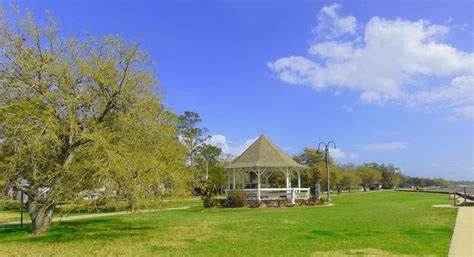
[[311, 248, 428, 257]]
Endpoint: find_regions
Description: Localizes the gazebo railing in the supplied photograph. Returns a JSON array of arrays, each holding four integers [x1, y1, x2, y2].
[[226, 188, 310, 201]]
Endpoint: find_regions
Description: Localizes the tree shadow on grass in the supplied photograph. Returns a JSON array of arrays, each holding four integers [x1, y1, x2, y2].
[[302, 229, 338, 240], [0, 217, 160, 244]]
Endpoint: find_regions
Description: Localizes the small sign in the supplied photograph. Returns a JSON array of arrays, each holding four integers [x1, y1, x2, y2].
[[17, 191, 27, 203]]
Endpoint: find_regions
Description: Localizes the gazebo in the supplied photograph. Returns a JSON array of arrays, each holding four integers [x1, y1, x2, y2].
[[225, 135, 310, 203]]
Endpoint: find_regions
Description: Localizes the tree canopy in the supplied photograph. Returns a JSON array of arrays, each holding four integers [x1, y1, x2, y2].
[[0, 7, 186, 234], [355, 166, 382, 191]]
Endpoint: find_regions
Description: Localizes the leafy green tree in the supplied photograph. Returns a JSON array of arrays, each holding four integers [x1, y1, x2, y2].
[[0, 8, 186, 234], [338, 170, 361, 192], [381, 164, 401, 188], [294, 147, 329, 194], [355, 165, 382, 191], [432, 178, 452, 187], [196, 144, 227, 206], [364, 163, 401, 188], [196, 144, 222, 181], [320, 163, 342, 191]]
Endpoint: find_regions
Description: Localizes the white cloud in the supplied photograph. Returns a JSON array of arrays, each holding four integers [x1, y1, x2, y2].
[[211, 135, 361, 162], [268, 4, 474, 119], [409, 75, 474, 115], [349, 153, 360, 160], [328, 148, 347, 159], [360, 142, 408, 151], [328, 148, 359, 160], [453, 105, 474, 120], [207, 135, 258, 157], [316, 4, 357, 38], [233, 137, 259, 156], [206, 134, 230, 154], [453, 22, 470, 32], [309, 41, 353, 60], [341, 104, 354, 112], [268, 56, 321, 86]]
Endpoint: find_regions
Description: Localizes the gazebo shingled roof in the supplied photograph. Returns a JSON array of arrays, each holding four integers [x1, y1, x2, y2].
[[226, 135, 308, 170]]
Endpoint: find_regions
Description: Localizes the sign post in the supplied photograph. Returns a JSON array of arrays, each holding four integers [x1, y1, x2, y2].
[[20, 191, 23, 229], [18, 179, 29, 230], [315, 182, 321, 200]]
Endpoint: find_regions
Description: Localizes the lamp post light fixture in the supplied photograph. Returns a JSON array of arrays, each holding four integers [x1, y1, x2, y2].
[[318, 141, 336, 205]]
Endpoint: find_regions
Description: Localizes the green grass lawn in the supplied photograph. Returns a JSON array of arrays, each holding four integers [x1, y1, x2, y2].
[[0, 191, 456, 256], [0, 210, 30, 223]]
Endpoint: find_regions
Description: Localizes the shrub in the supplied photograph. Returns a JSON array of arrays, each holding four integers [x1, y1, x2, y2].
[[59, 197, 130, 213], [0, 200, 22, 210], [226, 190, 247, 207], [201, 181, 217, 209], [307, 198, 325, 206], [215, 199, 227, 207]]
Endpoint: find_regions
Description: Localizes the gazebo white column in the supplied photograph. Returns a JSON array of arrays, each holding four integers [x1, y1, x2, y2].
[[297, 170, 301, 188], [285, 167, 291, 189], [285, 167, 291, 201], [256, 169, 262, 201], [232, 169, 236, 190], [227, 170, 231, 189]]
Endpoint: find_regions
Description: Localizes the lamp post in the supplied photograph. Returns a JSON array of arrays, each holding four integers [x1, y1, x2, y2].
[[318, 141, 336, 205]]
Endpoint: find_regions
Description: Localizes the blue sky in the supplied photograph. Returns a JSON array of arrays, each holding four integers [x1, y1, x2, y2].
[[13, 0, 473, 180]]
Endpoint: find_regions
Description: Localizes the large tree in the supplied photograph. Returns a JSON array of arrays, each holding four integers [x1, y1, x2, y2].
[[338, 164, 361, 192], [355, 165, 382, 191], [364, 162, 401, 189], [0, 8, 186, 234]]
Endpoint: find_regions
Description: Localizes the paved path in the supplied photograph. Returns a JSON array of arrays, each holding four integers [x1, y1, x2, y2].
[[0, 206, 191, 226], [449, 207, 474, 257]]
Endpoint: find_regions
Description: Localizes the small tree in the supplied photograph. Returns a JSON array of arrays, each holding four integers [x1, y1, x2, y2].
[[200, 179, 216, 208]]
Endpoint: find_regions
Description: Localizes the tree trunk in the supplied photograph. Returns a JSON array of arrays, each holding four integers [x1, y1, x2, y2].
[[128, 195, 138, 212], [362, 185, 367, 191], [29, 202, 55, 235]]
